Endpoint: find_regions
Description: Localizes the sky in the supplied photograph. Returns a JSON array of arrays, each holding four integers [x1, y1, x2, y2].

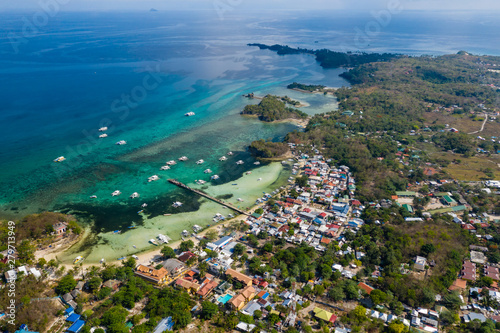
[[2, 0, 500, 11]]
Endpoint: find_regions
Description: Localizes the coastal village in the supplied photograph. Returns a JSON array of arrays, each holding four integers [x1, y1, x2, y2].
[[2, 49, 500, 333], [3, 137, 500, 333]]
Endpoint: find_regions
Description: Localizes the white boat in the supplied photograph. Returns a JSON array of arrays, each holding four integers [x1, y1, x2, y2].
[[141, 203, 148, 208], [130, 192, 140, 198], [185, 112, 195, 116], [178, 156, 188, 161], [98, 127, 108, 132], [227, 151, 233, 156], [246, 171, 252, 175], [219, 156, 227, 161], [254, 161, 260, 165], [257, 178, 262, 181], [99, 133, 108, 138], [196, 180, 206, 185], [160, 165, 171, 170], [236, 160, 244, 165], [172, 201, 183, 208], [90, 195, 97, 199], [100, 258, 105, 264], [157, 234, 170, 244], [53, 156, 66, 162], [148, 175, 159, 182], [196, 159, 204, 164], [181, 230, 189, 237], [166, 160, 177, 165], [116, 140, 127, 145], [204, 169, 212, 174], [149, 239, 159, 246], [237, 198, 244, 202], [211, 175, 220, 180], [111, 190, 121, 196]]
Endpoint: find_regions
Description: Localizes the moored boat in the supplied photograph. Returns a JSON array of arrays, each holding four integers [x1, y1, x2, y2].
[[130, 192, 140, 198], [185, 112, 195, 116], [148, 175, 160, 182], [236, 160, 244, 165], [219, 156, 227, 161], [149, 239, 159, 246], [116, 140, 127, 145], [160, 165, 171, 170], [178, 156, 188, 161], [111, 190, 121, 196], [196, 159, 204, 164], [204, 169, 212, 174], [172, 201, 183, 208], [98, 127, 108, 131], [166, 160, 177, 165], [210, 175, 220, 180], [73, 256, 84, 264], [54, 156, 66, 162], [99, 133, 108, 138]]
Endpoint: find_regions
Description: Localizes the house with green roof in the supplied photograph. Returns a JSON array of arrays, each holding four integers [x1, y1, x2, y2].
[[396, 191, 416, 197], [313, 307, 337, 323], [402, 204, 414, 213], [441, 195, 457, 206]]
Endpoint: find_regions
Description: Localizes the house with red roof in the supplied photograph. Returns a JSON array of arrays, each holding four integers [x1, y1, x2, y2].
[[462, 224, 476, 231], [358, 282, 375, 295]]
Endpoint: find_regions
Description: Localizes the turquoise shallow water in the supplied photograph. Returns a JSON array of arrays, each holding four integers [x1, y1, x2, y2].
[[0, 12, 347, 234]]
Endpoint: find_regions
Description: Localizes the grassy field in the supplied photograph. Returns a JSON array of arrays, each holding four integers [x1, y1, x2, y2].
[[414, 141, 500, 181], [444, 156, 500, 181]]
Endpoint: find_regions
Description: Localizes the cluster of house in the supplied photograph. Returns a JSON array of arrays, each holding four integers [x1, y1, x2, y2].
[[446, 253, 500, 324], [4, 265, 41, 282], [63, 307, 86, 333], [134, 258, 188, 286]]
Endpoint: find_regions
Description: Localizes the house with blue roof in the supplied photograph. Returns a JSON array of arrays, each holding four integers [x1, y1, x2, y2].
[[67, 319, 85, 333], [66, 313, 81, 323], [206, 236, 233, 251], [64, 307, 74, 317], [15, 325, 38, 333]]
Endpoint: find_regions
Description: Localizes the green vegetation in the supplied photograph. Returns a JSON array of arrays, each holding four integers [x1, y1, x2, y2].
[[248, 43, 399, 68], [241, 94, 307, 121], [249, 139, 290, 158], [287, 82, 326, 92]]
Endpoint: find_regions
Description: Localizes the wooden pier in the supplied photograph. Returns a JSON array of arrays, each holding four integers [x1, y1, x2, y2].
[[168, 179, 250, 216]]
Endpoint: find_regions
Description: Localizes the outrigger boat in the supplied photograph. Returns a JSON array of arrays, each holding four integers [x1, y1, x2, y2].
[[73, 256, 84, 264]]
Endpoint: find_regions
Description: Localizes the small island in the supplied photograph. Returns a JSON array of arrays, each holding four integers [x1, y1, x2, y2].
[[286, 82, 339, 94], [241, 94, 308, 122]]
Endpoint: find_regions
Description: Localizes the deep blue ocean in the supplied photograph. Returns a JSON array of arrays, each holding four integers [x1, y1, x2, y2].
[[0, 10, 499, 231]]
